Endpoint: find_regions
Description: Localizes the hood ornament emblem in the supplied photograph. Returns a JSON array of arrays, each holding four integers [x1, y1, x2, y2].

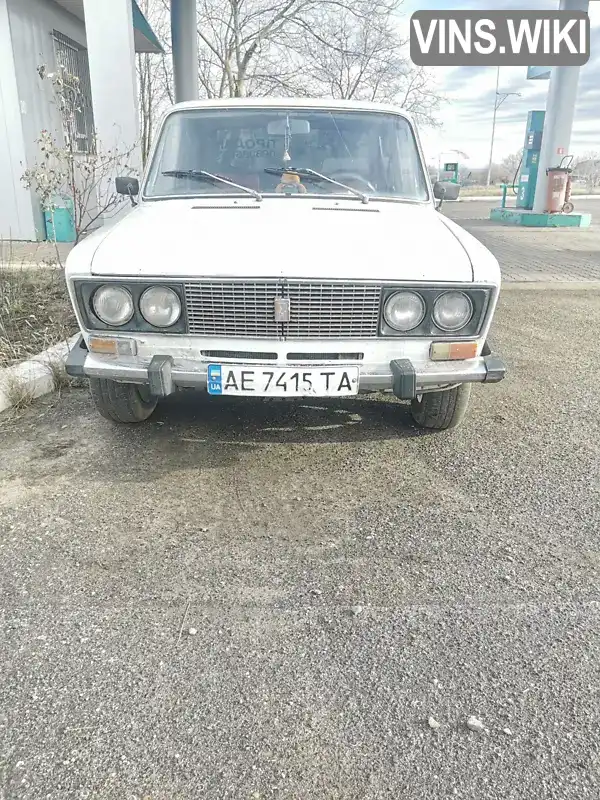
[[274, 297, 291, 322]]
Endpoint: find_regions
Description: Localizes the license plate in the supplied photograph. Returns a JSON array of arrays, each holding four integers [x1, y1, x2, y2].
[[207, 364, 359, 397]]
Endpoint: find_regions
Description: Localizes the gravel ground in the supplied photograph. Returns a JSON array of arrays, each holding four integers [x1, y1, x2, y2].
[[0, 287, 599, 799]]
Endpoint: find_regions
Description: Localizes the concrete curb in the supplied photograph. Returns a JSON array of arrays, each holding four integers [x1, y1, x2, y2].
[[458, 194, 600, 203], [0, 334, 80, 415], [502, 280, 600, 290]]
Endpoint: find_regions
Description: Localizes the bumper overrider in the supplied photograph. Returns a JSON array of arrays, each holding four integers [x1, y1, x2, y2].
[[66, 336, 506, 400]]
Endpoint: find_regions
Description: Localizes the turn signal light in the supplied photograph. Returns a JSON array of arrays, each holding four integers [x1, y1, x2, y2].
[[430, 341, 478, 361], [88, 337, 137, 356], [89, 337, 118, 355]]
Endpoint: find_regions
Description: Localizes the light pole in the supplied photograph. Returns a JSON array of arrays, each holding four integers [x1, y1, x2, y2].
[[486, 66, 521, 186]]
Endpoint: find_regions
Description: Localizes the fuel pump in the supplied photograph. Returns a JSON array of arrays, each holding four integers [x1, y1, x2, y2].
[[516, 111, 545, 210], [442, 161, 460, 184]]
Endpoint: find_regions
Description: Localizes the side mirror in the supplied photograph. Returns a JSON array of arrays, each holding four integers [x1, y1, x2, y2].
[[433, 181, 446, 200], [116, 176, 139, 206], [433, 181, 446, 210]]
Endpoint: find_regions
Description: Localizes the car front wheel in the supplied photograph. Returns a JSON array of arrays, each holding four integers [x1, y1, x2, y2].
[[89, 378, 157, 423], [410, 384, 471, 431]]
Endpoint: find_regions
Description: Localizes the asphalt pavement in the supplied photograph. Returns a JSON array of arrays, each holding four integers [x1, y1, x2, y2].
[[1, 282, 599, 798], [444, 198, 600, 282]]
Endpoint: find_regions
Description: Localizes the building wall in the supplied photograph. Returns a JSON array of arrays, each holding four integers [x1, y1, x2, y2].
[[5, 0, 87, 240], [0, 0, 38, 241]]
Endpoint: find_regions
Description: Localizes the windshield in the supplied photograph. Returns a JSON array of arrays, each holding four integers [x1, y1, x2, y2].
[[143, 108, 430, 202]]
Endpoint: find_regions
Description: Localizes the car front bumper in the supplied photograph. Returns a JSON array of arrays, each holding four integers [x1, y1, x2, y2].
[[66, 336, 506, 400]]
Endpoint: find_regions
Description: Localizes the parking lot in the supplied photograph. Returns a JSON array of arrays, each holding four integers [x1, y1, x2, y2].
[[448, 197, 600, 282], [1, 202, 599, 799]]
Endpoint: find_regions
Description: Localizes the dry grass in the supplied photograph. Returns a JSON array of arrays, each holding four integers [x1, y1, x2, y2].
[[460, 186, 505, 197], [0, 373, 35, 410], [0, 265, 78, 368], [44, 355, 71, 391]]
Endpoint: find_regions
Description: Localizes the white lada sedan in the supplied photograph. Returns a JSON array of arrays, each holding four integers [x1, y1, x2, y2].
[[65, 98, 505, 431]]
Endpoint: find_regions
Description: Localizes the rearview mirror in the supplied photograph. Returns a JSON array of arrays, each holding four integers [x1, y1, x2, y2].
[[434, 180, 460, 202], [267, 118, 311, 136], [433, 181, 446, 201], [433, 181, 445, 210], [116, 176, 139, 207], [116, 176, 139, 196]]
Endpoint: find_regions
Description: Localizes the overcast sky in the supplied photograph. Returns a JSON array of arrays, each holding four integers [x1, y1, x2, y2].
[[400, 0, 600, 168]]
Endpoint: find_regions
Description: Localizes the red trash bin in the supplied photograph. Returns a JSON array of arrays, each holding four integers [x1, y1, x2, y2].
[[545, 167, 571, 213]]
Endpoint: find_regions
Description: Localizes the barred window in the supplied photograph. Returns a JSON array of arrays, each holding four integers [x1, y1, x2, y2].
[[52, 31, 95, 154]]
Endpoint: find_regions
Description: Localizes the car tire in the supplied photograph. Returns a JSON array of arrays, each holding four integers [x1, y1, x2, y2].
[[410, 384, 472, 431], [89, 378, 157, 423]]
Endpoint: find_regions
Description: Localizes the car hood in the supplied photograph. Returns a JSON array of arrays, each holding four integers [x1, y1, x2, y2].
[[87, 198, 475, 282]]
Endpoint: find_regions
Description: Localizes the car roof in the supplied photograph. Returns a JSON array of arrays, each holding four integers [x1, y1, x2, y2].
[[165, 96, 415, 123]]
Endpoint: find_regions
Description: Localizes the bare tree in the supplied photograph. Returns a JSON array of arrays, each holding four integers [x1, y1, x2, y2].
[[136, 0, 173, 164], [152, 0, 440, 124], [190, 0, 342, 98], [22, 67, 137, 242], [283, 4, 440, 125], [499, 149, 524, 181], [573, 151, 600, 190]]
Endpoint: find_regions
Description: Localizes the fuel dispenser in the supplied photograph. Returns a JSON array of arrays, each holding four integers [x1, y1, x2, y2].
[[437, 160, 461, 201], [442, 161, 460, 184], [516, 111, 545, 210]]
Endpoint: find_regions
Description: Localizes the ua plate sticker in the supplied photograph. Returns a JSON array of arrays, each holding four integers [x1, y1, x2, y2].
[[207, 364, 223, 395]]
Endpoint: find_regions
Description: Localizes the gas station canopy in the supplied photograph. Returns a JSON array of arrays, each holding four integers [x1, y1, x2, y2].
[[53, 0, 163, 53], [527, 66, 552, 80]]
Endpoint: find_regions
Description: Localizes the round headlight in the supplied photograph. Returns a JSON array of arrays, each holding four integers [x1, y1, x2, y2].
[[92, 285, 134, 326], [384, 291, 426, 332], [433, 291, 473, 331], [139, 286, 181, 328]]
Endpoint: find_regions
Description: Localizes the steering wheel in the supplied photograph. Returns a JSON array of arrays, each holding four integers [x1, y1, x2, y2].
[[328, 172, 376, 193]]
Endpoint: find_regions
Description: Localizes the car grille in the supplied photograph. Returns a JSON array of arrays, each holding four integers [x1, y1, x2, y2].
[[184, 280, 383, 339]]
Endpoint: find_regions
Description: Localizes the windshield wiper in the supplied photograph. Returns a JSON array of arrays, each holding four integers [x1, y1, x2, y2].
[[264, 167, 369, 204], [162, 169, 262, 201]]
